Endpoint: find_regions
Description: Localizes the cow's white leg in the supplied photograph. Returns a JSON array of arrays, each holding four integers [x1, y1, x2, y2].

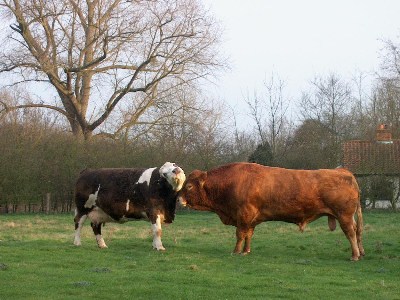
[[91, 222, 108, 249], [96, 234, 108, 249], [152, 215, 165, 251], [74, 213, 87, 246]]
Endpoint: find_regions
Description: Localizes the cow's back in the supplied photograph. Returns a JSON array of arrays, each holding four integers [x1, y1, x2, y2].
[[75, 168, 148, 215], [76, 168, 144, 195]]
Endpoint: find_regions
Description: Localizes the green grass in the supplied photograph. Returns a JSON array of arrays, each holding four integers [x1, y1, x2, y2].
[[0, 210, 399, 299]]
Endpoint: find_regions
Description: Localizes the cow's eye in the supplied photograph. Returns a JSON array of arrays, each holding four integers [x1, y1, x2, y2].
[[186, 184, 193, 190]]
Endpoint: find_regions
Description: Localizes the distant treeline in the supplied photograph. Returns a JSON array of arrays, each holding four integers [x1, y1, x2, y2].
[[0, 120, 248, 213], [2, 71, 400, 212]]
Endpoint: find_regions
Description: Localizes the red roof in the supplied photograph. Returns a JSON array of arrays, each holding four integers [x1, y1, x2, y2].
[[342, 139, 400, 176]]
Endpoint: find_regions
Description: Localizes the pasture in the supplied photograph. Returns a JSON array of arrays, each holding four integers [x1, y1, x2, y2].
[[0, 210, 399, 299]]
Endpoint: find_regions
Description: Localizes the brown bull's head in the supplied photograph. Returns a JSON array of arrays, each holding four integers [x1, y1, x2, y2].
[[177, 170, 208, 210]]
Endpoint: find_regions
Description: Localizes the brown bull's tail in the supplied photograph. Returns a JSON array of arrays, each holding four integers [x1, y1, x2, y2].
[[356, 200, 365, 257], [351, 174, 365, 257]]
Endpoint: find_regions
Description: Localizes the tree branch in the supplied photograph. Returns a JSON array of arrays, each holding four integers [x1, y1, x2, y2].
[[64, 37, 108, 73], [0, 101, 69, 120]]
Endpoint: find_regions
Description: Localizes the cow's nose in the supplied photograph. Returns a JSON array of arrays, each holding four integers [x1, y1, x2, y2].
[[178, 196, 187, 207], [173, 168, 181, 174]]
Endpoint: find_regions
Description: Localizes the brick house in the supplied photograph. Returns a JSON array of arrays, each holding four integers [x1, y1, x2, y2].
[[342, 124, 400, 208]]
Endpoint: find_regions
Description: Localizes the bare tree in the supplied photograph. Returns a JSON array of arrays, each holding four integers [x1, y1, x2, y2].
[[246, 73, 291, 164], [300, 73, 352, 133], [228, 105, 255, 161], [300, 73, 353, 166], [368, 78, 400, 137], [380, 37, 400, 82], [133, 86, 230, 169], [374, 37, 400, 137], [0, 0, 224, 140], [348, 71, 374, 139]]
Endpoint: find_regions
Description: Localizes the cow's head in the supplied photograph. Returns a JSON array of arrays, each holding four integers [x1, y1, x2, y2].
[[177, 170, 208, 210], [159, 162, 186, 192]]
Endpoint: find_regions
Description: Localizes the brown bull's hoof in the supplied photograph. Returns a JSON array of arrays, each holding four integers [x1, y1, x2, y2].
[[350, 256, 359, 261]]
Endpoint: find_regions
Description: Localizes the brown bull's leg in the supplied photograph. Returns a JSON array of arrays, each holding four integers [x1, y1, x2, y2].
[[243, 227, 255, 254], [356, 205, 365, 257], [338, 216, 360, 261], [234, 227, 254, 255], [357, 233, 365, 257], [234, 227, 246, 254]]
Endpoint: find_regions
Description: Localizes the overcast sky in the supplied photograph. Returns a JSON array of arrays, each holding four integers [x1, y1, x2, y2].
[[203, 0, 400, 130]]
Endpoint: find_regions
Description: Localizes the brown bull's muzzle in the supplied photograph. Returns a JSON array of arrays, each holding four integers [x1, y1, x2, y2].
[[178, 196, 187, 207]]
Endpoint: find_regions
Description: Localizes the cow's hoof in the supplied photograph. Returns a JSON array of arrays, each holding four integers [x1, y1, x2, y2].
[[73, 242, 81, 246], [153, 243, 166, 251], [350, 256, 359, 261], [154, 247, 166, 251]]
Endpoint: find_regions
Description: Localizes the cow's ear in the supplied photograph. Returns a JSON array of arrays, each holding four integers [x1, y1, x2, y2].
[[198, 172, 207, 188], [200, 179, 205, 188]]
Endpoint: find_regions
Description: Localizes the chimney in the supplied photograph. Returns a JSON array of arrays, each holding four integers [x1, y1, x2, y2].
[[376, 124, 392, 141]]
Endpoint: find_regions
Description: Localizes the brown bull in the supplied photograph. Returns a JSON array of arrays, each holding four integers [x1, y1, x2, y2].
[[178, 162, 365, 261]]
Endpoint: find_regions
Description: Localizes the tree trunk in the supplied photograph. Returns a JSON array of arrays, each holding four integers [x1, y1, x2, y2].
[[46, 193, 51, 214]]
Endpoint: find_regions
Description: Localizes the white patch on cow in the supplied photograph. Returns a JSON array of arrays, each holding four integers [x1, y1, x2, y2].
[[96, 234, 108, 248], [126, 199, 130, 212], [73, 213, 87, 246], [84, 184, 101, 208], [151, 214, 165, 251], [88, 207, 114, 224], [159, 162, 186, 191], [137, 168, 156, 186]]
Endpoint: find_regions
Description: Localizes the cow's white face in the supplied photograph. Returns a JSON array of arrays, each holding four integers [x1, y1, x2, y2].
[[159, 162, 186, 191]]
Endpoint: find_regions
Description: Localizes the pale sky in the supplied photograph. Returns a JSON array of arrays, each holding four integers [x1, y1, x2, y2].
[[203, 0, 400, 130]]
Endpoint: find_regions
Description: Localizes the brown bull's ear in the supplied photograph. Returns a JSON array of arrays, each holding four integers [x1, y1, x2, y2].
[[200, 179, 205, 188], [198, 172, 207, 188], [189, 170, 207, 188]]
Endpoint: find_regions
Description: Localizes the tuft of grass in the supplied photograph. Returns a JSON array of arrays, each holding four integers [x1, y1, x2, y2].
[[0, 210, 399, 299]]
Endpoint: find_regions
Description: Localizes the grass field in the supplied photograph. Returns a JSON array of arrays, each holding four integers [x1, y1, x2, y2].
[[0, 210, 399, 299]]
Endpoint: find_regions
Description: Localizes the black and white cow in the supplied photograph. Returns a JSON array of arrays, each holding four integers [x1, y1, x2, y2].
[[73, 162, 186, 251]]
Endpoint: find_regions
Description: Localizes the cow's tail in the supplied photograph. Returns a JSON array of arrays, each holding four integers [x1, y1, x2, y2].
[[355, 194, 365, 257]]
